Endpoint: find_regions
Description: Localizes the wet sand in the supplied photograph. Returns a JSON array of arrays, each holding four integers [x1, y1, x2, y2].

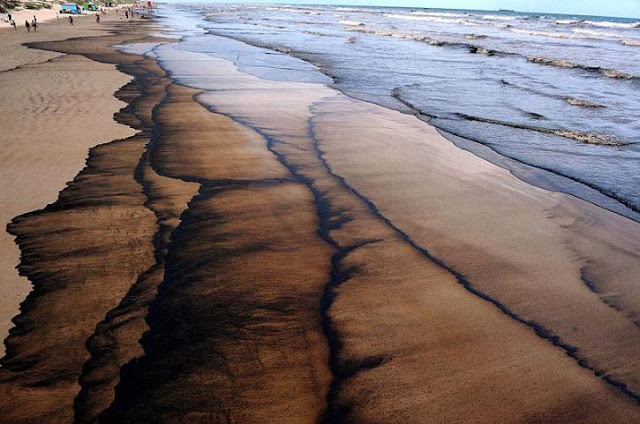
[[1, 12, 640, 424]]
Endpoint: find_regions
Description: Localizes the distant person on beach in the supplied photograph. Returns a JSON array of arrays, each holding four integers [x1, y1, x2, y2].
[[25, 20, 31, 32], [125, 10, 129, 19], [69, 15, 74, 26], [7, 13, 12, 21], [96, 13, 100, 23], [11, 20, 17, 31], [33, 15, 36, 23], [31, 19, 37, 31]]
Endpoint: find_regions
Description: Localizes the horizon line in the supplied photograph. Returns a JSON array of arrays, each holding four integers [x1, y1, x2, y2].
[[158, 1, 640, 20]]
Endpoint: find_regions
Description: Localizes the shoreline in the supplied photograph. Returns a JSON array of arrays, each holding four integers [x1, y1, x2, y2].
[[1, 8, 640, 422], [204, 29, 640, 223]]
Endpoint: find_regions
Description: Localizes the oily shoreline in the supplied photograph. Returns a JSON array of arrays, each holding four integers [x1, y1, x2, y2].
[[206, 29, 640, 223], [2, 13, 640, 424], [0, 24, 175, 424], [161, 40, 640, 421]]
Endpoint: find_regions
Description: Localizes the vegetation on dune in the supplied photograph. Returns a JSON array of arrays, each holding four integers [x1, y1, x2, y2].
[[0, 0, 20, 12], [24, 2, 52, 9], [1, 0, 56, 12]]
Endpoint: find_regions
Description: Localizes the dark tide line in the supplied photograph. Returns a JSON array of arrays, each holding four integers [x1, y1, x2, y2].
[[191, 94, 397, 423], [580, 268, 640, 330], [74, 54, 172, 423], [305, 110, 640, 406]]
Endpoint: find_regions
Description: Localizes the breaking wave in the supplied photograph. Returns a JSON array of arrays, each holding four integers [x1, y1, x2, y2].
[[457, 113, 628, 146], [583, 20, 640, 29], [384, 13, 470, 25], [527, 56, 637, 79], [564, 96, 605, 108], [411, 11, 468, 18], [557, 19, 640, 29], [511, 28, 580, 39], [339, 20, 366, 26]]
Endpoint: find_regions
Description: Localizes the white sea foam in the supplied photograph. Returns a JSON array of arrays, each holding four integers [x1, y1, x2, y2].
[[556, 19, 583, 25], [622, 39, 640, 46], [572, 28, 623, 38], [339, 20, 366, 26], [384, 13, 466, 25], [411, 11, 467, 18], [583, 20, 640, 29], [480, 14, 519, 21], [510, 28, 579, 39], [388, 13, 505, 28]]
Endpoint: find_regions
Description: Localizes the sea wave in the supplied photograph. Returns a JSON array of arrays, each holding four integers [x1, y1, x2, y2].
[[564, 96, 605, 108], [511, 28, 580, 39], [583, 20, 640, 29], [411, 11, 468, 18], [349, 26, 514, 55], [527, 56, 637, 79], [457, 113, 628, 146], [572, 28, 624, 38], [339, 20, 366, 26], [384, 13, 470, 25], [622, 39, 640, 46], [480, 14, 520, 21], [557, 18, 640, 29], [383, 13, 511, 28], [555, 19, 584, 25]]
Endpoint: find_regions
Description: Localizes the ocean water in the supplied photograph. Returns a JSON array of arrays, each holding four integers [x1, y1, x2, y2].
[[153, 4, 640, 219]]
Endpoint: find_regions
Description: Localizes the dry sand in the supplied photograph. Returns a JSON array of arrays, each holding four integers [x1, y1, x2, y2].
[[0, 14, 136, 358]]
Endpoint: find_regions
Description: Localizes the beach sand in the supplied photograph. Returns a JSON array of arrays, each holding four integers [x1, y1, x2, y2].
[[1, 11, 640, 424], [0, 13, 137, 359]]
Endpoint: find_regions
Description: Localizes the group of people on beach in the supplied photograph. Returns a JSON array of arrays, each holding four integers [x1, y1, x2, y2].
[[3, 8, 109, 32], [5, 14, 38, 32], [3, 3, 143, 32]]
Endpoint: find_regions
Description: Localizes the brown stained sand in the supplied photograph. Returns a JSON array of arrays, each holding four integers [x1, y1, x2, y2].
[[75, 154, 199, 424], [312, 96, 640, 394], [105, 183, 333, 424], [0, 53, 134, 358], [71, 51, 200, 423], [0, 11, 144, 359], [191, 54, 640, 421], [0, 133, 156, 424], [0, 24, 176, 424], [101, 84, 333, 423], [152, 85, 291, 182]]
